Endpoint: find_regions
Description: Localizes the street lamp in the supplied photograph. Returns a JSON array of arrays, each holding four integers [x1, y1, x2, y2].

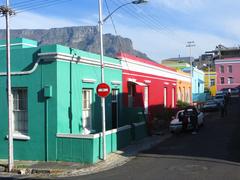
[[186, 41, 195, 103], [98, 0, 147, 161]]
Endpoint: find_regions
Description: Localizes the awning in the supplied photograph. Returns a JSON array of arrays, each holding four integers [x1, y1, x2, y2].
[[128, 79, 147, 86]]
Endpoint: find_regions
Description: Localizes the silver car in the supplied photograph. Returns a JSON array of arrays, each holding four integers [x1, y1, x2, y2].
[[169, 108, 204, 133]]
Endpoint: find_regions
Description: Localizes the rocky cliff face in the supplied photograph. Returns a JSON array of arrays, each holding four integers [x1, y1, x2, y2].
[[0, 26, 149, 59]]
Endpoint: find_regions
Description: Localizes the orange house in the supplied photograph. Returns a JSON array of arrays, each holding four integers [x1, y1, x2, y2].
[[176, 70, 192, 104]]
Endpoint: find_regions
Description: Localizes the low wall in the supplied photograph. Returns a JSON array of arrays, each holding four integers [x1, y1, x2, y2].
[[56, 125, 131, 163]]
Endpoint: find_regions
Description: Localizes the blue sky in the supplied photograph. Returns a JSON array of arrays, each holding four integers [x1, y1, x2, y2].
[[1, 0, 240, 61]]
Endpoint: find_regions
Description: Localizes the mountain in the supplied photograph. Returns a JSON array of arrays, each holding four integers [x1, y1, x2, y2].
[[0, 26, 149, 59]]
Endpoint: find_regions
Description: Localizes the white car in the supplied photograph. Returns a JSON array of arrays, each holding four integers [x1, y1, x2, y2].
[[169, 107, 204, 133]]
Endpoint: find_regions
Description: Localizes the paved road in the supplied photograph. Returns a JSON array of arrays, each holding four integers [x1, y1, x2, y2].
[[69, 98, 240, 180]]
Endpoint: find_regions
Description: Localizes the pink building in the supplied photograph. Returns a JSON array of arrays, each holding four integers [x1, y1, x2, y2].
[[215, 58, 240, 91]]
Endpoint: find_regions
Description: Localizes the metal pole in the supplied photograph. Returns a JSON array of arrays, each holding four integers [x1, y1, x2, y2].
[[98, 0, 106, 160], [6, 0, 14, 172]]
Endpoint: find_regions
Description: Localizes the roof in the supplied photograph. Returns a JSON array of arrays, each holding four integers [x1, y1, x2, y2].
[[117, 52, 176, 72]]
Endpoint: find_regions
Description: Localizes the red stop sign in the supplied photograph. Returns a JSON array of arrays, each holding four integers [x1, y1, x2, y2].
[[97, 83, 110, 97]]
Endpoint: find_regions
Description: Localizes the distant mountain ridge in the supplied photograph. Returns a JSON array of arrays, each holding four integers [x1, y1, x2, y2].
[[0, 26, 149, 59]]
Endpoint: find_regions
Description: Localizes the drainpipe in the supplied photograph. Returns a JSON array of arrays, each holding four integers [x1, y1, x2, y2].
[[43, 85, 52, 161]]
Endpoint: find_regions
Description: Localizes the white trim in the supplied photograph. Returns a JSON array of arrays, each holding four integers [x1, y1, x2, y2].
[[128, 78, 136, 82], [82, 78, 96, 83], [57, 133, 100, 139], [164, 82, 170, 85], [144, 80, 151, 84], [215, 59, 240, 64], [0, 42, 37, 48], [172, 83, 177, 86], [132, 121, 145, 127], [121, 57, 191, 82], [128, 78, 147, 86], [56, 125, 131, 139], [6, 134, 30, 140], [111, 81, 121, 85], [38, 52, 122, 70], [124, 72, 176, 83], [117, 125, 131, 132]]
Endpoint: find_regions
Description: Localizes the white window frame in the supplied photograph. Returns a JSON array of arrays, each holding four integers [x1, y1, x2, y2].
[[12, 88, 28, 135], [144, 86, 149, 114], [172, 88, 175, 108], [164, 87, 167, 107], [82, 89, 92, 133], [228, 65, 232, 73], [228, 77, 233, 84]]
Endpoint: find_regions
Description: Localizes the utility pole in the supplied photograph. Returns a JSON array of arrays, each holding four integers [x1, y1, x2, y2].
[[0, 0, 15, 172], [186, 41, 195, 103]]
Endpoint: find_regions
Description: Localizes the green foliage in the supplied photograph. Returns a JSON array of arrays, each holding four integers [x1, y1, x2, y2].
[[176, 100, 190, 109]]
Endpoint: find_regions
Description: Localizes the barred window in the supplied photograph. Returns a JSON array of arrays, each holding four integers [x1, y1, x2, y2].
[[12, 88, 28, 134]]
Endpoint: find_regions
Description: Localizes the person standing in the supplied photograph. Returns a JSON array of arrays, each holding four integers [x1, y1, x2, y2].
[[191, 107, 198, 134]]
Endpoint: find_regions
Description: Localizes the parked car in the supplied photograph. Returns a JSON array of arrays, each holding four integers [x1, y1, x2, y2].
[[202, 100, 219, 112], [169, 107, 204, 133], [229, 88, 239, 97], [214, 94, 225, 104]]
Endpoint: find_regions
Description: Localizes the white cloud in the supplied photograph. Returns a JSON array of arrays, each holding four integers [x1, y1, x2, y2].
[[152, 0, 204, 12], [108, 24, 238, 61], [3, 12, 78, 29]]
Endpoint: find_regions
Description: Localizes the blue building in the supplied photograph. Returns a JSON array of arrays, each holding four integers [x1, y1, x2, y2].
[[182, 67, 205, 103]]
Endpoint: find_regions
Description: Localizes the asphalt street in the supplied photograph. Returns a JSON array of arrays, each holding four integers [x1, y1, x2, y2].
[[70, 97, 240, 180]]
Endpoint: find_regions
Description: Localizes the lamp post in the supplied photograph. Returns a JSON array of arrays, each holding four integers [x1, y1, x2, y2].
[[186, 41, 195, 103], [98, 0, 147, 160]]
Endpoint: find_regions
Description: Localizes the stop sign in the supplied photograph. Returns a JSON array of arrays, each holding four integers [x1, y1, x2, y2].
[[97, 83, 110, 97]]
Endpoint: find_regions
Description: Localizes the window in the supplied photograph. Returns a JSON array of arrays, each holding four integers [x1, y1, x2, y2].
[[210, 79, 215, 86], [220, 65, 224, 73], [220, 77, 224, 84], [128, 83, 135, 107], [12, 88, 28, 135], [82, 89, 92, 132], [228, 65, 232, 73], [228, 77, 234, 84]]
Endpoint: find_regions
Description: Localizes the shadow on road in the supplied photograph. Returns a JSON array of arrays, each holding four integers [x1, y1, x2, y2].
[[141, 97, 240, 164]]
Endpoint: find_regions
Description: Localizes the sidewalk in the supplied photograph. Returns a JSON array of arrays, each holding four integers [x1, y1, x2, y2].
[[0, 130, 171, 178]]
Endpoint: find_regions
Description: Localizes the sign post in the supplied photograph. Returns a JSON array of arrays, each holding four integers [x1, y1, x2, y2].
[[96, 82, 110, 160], [97, 83, 110, 98]]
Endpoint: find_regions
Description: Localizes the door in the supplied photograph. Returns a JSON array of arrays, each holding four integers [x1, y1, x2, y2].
[[112, 89, 119, 129], [82, 89, 92, 131]]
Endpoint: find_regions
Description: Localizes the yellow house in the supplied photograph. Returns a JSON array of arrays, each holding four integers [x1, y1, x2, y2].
[[204, 71, 217, 96], [176, 70, 192, 103]]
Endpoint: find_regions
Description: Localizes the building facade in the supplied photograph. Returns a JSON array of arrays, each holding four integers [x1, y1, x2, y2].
[[215, 58, 240, 91], [204, 71, 217, 96], [117, 53, 191, 129], [176, 70, 192, 103], [0, 38, 139, 163]]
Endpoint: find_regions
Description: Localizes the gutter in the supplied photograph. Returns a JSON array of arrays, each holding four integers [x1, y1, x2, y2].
[[0, 52, 122, 76]]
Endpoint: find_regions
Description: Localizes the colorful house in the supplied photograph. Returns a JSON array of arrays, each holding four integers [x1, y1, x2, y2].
[[215, 58, 240, 91], [0, 38, 135, 164], [116, 53, 191, 130], [181, 67, 205, 103], [204, 71, 217, 96], [176, 70, 192, 103]]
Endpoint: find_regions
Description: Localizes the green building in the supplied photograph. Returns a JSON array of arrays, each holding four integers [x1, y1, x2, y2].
[[0, 38, 147, 163]]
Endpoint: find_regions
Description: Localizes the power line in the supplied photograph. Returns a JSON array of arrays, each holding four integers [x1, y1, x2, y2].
[[14, 0, 71, 14]]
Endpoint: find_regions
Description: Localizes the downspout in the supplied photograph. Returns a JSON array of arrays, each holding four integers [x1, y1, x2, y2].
[[43, 85, 52, 161], [0, 57, 41, 76], [45, 97, 49, 161]]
